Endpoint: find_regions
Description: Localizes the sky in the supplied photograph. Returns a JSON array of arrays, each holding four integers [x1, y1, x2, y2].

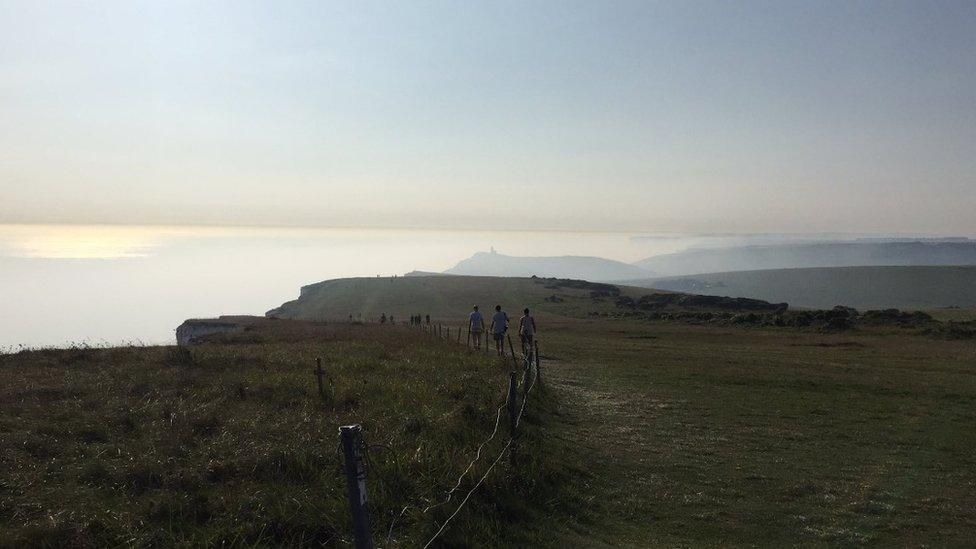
[[1, 1, 974, 234]]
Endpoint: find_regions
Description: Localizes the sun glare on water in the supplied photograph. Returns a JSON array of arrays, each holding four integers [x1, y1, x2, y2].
[[0, 225, 174, 259]]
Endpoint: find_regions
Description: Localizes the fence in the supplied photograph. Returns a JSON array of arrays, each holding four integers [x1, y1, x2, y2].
[[329, 316, 542, 548]]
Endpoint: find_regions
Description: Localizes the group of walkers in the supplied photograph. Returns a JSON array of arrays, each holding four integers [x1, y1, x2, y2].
[[378, 314, 435, 325], [408, 314, 431, 326], [467, 305, 536, 356]]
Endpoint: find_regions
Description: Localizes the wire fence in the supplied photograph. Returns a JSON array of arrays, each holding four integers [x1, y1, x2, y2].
[[335, 315, 541, 548]]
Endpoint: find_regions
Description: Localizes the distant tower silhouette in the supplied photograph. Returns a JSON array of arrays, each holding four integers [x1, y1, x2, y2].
[[490, 246, 497, 254]]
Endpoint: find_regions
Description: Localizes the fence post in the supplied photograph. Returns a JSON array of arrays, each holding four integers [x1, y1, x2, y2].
[[507, 335, 519, 369], [315, 358, 325, 398], [340, 425, 373, 549], [507, 372, 517, 439], [457, 326, 462, 344], [535, 340, 542, 384]]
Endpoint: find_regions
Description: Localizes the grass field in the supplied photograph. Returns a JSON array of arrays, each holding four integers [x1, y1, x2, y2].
[[0, 321, 579, 548], [268, 275, 648, 322], [542, 317, 976, 546], [269, 275, 976, 546], [5, 275, 976, 546], [624, 265, 976, 310]]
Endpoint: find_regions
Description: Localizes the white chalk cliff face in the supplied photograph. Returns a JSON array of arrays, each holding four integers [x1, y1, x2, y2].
[[443, 251, 655, 281], [175, 320, 238, 346]]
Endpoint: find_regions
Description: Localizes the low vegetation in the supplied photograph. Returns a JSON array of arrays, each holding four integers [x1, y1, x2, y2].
[[543, 316, 976, 546], [0, 321, 579, 547], [631, 265, 976, 310], [6, 275, 976, 546]]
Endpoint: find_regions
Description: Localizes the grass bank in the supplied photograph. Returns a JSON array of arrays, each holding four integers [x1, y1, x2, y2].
[[0, 321, 580, 547]]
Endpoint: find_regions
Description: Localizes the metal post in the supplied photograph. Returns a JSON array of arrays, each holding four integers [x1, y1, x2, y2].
[[340, 425, 373, 549], [315, 358, 325, 398]]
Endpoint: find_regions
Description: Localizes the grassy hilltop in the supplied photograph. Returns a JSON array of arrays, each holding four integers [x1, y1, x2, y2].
[[0, 321, 577, 547], [5, 274, 976, 546], [269, 275, 976, 546], [268, 275, 649, 322]]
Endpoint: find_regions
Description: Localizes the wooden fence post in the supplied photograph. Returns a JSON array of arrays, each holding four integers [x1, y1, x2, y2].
[[507, 334, 519, 369], [340, 425, 373, 549], [457, 326, 462, 344], [315, 358, 325, 398], [507, 372, 517, 439], [535, 340, 542, 384]]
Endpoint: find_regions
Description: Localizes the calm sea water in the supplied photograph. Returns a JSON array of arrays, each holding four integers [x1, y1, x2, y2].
[[0, 224, 712, 347]]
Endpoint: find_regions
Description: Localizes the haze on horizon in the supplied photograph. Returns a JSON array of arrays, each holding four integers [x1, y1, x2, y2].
[[2, 1, 974, 234]]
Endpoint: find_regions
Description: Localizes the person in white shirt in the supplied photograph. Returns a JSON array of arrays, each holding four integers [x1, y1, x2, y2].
[[489, 304, 509, 356], [468, 305, 484, 350], [518, 308, 536, 353]]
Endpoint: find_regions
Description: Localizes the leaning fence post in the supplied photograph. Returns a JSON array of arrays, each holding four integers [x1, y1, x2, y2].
[[315, 358, 325, 398], [340, 425, 373, 549], [507, 372, 517, 439], [535, 341, 542, 384], [507, 334, 519, 369]]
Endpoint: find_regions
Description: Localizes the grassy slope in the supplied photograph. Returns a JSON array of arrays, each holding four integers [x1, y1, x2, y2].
[[269, 275, 648, 322], [270, 276, 976, 546], [0, 321, 580, 548], [624, 265, 976, 310]]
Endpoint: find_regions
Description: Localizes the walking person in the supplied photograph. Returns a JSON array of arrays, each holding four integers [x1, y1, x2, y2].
[[468, 305, 485, 350], [518, 308, 536, 355], [489, 305, 509, 357]]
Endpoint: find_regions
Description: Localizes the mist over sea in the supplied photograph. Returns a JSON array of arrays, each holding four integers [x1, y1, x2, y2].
[[0, 224, 925, 347]]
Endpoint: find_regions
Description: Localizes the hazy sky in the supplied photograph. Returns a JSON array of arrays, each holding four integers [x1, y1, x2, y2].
[[2, 1, 974, 233]]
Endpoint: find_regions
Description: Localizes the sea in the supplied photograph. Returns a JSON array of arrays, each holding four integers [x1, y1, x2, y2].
[[0, 224, 867, 348]]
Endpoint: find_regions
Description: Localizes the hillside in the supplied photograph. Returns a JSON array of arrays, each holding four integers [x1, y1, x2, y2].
[[444, 251, 654, 280], [635, 240, 976, 276], [267, 275, 651, 321], [0, 320, 568, 547], [625, 265, 976, 310], [267, 279, 976, 545]]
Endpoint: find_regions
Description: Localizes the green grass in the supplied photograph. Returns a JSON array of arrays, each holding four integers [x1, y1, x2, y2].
[[0, 322, 580, 547], [7, 275, 976, 547], [541, 317, 976, 546], [626, 265, 976, 310], [269, 275, 648, 322], [270, 276, 976, 545]]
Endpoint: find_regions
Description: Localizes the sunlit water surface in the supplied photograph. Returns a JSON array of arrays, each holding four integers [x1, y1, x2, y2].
[[0, 224, 829, 347]]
